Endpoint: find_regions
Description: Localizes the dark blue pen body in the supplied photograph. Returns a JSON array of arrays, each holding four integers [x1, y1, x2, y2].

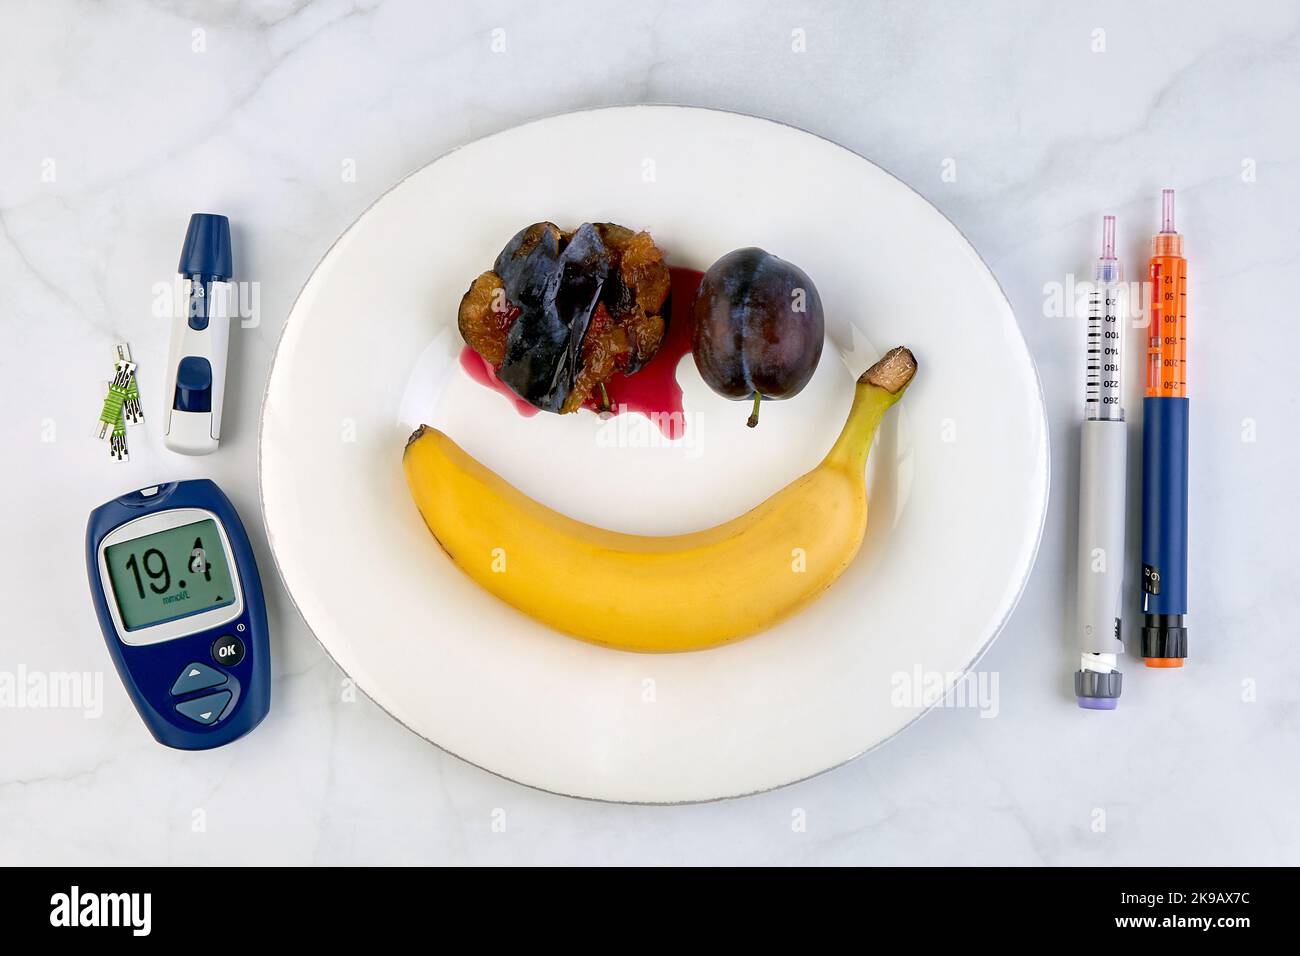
[[1140, 395, 1189, 662]]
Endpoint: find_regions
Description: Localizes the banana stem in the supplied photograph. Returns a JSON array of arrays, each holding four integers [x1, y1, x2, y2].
[[823, 347, 917, 473], [747, 392, 762, 428]]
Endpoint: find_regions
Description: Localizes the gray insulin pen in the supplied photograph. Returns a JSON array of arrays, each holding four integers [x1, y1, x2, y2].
[[1074, 215, 1127, 710]]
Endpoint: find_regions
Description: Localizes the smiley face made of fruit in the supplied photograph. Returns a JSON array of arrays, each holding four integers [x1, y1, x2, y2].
[[409, 222, 914, 653]]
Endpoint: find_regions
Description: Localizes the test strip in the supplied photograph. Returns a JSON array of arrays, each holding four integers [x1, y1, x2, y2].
[[95, 364, 134, 442], [116, 343, 144, 425]]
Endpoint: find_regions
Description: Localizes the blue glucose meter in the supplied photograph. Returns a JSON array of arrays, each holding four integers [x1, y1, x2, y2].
[[85, 479, 270, 749]]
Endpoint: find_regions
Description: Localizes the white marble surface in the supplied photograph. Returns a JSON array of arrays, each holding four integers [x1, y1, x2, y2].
[[3, 0, 1298, 865]]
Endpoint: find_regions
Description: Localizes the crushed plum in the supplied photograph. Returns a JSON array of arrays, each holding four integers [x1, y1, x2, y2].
[[456, 221, 671, 414]]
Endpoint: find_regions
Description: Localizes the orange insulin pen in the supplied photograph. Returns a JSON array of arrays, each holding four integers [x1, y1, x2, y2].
[[1140, 189, 1190, 667]]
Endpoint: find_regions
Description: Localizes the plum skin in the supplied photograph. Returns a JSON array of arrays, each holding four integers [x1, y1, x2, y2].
[[692, 248, 824, 404], [495, 223, 609, 413], [458, 222, 671, 414]]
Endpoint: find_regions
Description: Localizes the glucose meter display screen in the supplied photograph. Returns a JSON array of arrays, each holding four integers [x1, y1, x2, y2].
[[104, 519, 235, 631]]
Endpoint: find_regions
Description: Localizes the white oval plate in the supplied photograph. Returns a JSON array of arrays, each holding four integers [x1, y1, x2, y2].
[[260, 106, 1048, 803]]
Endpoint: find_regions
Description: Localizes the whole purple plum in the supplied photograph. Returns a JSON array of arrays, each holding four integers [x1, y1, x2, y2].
[[691, 248, 824, 426]]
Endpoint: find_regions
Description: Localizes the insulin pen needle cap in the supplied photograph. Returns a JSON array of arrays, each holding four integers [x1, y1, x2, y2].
[[178, 213, 233, 280]]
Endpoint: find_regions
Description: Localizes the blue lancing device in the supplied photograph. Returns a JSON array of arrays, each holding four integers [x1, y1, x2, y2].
[[85, 480, 270, 749]]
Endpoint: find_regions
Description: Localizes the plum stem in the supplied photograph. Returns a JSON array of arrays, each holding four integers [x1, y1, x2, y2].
[[598, 382, 611, 412], [747, 392, 762, 428]]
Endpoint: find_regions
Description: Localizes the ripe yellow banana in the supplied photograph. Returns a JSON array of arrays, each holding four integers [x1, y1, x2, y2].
[[404, 346, 916, 652]]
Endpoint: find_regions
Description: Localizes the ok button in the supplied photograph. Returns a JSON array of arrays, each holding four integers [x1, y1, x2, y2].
[[211, 633, 245, 667]]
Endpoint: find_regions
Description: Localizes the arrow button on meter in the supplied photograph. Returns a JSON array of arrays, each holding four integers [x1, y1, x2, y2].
[[176, 690, 232, 725], [170, 662, 228, 696]]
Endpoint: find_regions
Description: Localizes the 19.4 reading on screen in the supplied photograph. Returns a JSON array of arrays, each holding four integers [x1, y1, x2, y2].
[[104, 518, 236, 630]]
